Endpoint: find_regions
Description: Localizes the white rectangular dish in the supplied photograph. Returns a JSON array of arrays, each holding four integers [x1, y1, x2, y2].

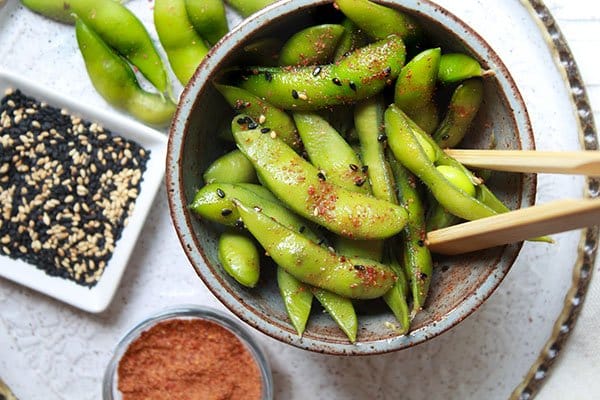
[[0, 69, 167, 313]]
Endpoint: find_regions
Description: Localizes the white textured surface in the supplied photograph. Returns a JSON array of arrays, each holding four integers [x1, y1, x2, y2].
[[0, 0, 598, 399]]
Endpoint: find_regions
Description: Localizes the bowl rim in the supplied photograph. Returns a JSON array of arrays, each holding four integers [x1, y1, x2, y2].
[[166, 0, 536, 355], [102, 305, 274, 400]]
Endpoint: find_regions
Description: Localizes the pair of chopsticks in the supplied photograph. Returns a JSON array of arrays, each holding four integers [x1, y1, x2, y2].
[[427, 150, 600, 255]]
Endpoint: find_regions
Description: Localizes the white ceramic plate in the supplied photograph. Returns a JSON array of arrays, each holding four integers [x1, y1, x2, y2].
[[0, 70, 167, 313]]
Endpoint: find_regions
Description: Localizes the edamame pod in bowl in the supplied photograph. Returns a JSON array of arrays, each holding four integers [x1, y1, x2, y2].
[[232, 116, 409, 240]]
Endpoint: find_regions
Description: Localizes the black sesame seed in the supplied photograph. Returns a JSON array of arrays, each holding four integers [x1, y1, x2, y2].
[[312, 66, 322, 77], [216, 188, 225, 198], [291, 89, 299, 99], [248, 121, 258, 130], [354, 264, 365, 271], [349, 81, 357, 91], [419, 272, 428, 279], [234, 219, 244, 229], [261, 127, 271, 134], [343, 51, 352, 58], [264, 71, 273, 82], [441, 134, 450, 141], [377, 134, 387, 142], [332, 77, 342, 86], [362, 165, 369, 173], [317, 171, 326, 181], [417, 240, 425, 247], [221, 208, 233, 216], [236, 117, 246, 125], [355, 178, 366, 187], [383, 67, 392, 76], [349, 163, 358, 171]]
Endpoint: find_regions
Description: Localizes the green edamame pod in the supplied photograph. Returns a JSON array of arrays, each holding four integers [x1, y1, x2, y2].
[[293, 112, 370, 194], [154, 0, 210, 85], [433, 78, 484, 148], [335, 0, 422, 44], [224, 0, 275, 17], [438, 53, 486, 84], [218, 230, 260, 287], [216, 84, 301, 150], [239, 35, 406, 110], [75, 18, 176, 126], [233, 117, 409, 240], [234, 200, 396, 299], [388, 153, 433, 313], [355, 96, 396, 203], [279, 24, 346, 67], [241, 38, 282, 66], [333, 18, 369, 61], [277, 267, 313, 336], [203, 150, 258, 184], [385, 104, 497, 221], [395, 48, 441, 135], [381, 247, 410, 333], [313, 289, 358, 342], [426, 199, 460, 231], [25, 0, 171, 94], [21, 0, 79, 24], [185, 0, 228, 45]]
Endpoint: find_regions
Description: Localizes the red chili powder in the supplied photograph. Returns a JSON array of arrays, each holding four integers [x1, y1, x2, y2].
[[117, 318, 263, 400]]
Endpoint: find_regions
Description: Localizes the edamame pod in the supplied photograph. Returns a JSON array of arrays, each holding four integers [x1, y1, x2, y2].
[[21, 0, 79, 24], [233, 117, 409, 240], [241, 38, 282, 66], [293, 112, 370, 194], [277, 267, 313, 336], [395, 48, 441, 135], [335, 0, 422, 44], [216, 84, 301, 150], [279, 24, 346, 67], [203, 150, 258, 184], [355, 96, 396, 203], [388, 154, 433, 313], [154, 0, 210, 85], [239, 35, 406, 110], [185, 0, 228, 45], [381, 247, 410, 333], [438, 53, 486, 84], [385, 104, 497, 221], [75, 18, 176, 126], [234, 200, 397, 299], [313, 289, 358, 342], [426, 199, 460, 231], [224, 0, 275, 17], [218, 230, 260, 287], [433, 78, 484, 148]]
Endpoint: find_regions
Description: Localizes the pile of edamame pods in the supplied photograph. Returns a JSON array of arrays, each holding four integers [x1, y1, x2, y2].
[[20, 0, 276, 126], [188, 0, 519, 342]]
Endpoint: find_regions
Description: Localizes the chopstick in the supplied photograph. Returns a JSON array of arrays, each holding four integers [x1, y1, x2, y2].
[[427, 199, 600, 255], [444, 150, 600, 176]]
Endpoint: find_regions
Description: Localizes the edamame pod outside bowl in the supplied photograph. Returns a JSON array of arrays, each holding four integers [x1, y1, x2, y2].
[[166, 0, 535, 355]]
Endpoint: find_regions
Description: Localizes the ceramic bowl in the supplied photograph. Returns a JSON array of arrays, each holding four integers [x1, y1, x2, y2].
[[166, 0, 536, 354]]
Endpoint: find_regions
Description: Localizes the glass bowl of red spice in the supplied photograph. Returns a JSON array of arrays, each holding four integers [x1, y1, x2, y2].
[[103, 305, 273, 400]]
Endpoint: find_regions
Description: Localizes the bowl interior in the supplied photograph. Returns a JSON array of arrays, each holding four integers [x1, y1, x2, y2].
[[167, 0, 536, 354]]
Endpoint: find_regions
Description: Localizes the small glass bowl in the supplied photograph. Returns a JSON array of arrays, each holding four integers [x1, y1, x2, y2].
[[103, 305, 274, 400]]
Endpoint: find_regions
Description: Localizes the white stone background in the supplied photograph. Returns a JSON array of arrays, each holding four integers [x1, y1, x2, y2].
[[0, 0, 599, 398]]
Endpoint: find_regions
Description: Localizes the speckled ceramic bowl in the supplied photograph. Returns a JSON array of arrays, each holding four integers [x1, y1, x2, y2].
[[166, 0, 536, 354]]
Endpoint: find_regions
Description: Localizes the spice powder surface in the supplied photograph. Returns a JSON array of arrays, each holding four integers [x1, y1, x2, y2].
[[117, 318, 263, 400]]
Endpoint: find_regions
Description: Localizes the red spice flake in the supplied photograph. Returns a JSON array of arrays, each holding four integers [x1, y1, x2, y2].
[[305, 182, 338, 221], [117, 319, 262, 400], [356, 265, 381, 287]]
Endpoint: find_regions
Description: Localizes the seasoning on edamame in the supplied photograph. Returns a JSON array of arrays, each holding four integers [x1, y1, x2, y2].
[[239, 35, 406, 110], [154, 0, 210, 85], [75, 18, 176, 126], [279, 24, 346, 67], [185, 0, 228, 46], [395, 48, 441, 135], [233, 200, 397, 299], [233, 117, 409, 240], [433, 78, 484, 148]]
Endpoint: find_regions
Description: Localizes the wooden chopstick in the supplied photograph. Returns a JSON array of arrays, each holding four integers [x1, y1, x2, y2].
[[427, 199, 600, 255], [444, 150, 600, 176]]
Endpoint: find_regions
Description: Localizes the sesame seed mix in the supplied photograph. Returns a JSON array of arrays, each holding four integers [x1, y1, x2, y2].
[[0, 89, 150, 287]]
